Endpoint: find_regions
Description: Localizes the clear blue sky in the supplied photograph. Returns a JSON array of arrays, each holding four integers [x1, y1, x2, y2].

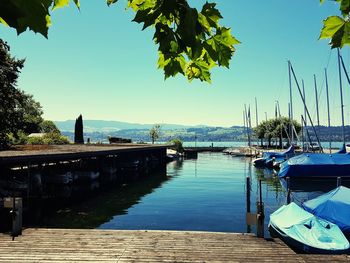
[[1, 0, 349, 127]]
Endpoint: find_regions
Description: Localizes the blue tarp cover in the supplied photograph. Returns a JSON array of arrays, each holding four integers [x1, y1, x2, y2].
[[336, 144, 347, 154], [270, 202, 349, 251], [302, 186, 350, 234], [262, 145, 295, 159], [254, 145, 295, 167], [279, 153, 350, 178]]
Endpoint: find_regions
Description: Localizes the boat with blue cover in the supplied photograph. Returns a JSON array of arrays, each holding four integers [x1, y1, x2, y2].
[[279, 150, 350, 178], [302, 186, 350, 235], [269, 202, 350, 254], [253, 145, 295, 168]]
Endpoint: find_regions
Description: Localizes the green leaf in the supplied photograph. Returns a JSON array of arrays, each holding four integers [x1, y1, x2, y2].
[[186, 60, 211, 83], [320, 16, 345, 39], [176, 7, 198, 47], [53, 0, 69, 10], [338, 0, 350, 16], [128, 0, 156, 11], [0, 17, 9, 27], [107, 0, 118, 6], [0, 0, 53, 37], [342, 21, 350, 46], [319, 16, 350, 48], [200, 2, 222, 29], [205, 27, 240, 67], [53, 0, 80, 10]]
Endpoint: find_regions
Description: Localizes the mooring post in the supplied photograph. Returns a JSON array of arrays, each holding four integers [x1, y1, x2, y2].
[[246, 176, 251, 233], [256, 179, 264, 238], [286, 177, 291, 204]]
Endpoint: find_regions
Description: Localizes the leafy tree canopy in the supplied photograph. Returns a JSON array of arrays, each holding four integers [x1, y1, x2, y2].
[[0, 39, 46, 149], [40, 120, 61, 134], [0, 0, 240, 83], [1, 1, 348, 82], [320, 0, 350, 48], [253, 117, 301, 147]]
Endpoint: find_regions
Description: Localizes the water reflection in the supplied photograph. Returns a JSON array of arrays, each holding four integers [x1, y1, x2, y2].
[[22, 153, 291, 235], [279, 176, 350, 207], [25, 168, 169, 228]]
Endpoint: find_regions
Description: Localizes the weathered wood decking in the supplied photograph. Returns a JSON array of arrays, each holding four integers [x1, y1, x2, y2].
[[0, 229, 349, 262], [0, 144, 168, 165]]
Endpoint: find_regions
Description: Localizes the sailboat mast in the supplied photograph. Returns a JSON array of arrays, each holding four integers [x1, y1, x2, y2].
[[289, 62, 323, 152], [243, 109, 247, 146], [314, 74, 320, 130], [288, 61, 294, 144], [255, 97, 259, 146], [337, 49, 346, 147], [302, 80, 307, 151], [244, 104, 251, 147], [325, 68, 332, 153], [302, 80, 307, 127]]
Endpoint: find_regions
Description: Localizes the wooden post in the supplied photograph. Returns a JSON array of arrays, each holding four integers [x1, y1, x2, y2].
[[256, 180, 264, 238], [286, 177, 291, 204], [246, 176, 251, 233], [246, 176, 251, 213], [4, 197, 22, 240]]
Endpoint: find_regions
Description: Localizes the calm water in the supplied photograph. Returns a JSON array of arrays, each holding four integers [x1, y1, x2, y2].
[[98, 153, 286, 235], [31, 152, 340, 236]]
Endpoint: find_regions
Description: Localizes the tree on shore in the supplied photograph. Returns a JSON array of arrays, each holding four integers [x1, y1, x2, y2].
[[0, 39, 42, 149], [149, 124, 161, 144], [40, 120, 61, 134], [0, 39, 70, 149], [253, 117, 301, 148], [74, 114, 84, 144]]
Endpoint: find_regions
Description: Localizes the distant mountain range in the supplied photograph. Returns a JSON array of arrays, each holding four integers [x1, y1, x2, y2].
[[54, 120, 350, 144], [54, 119, 244, 143], [54, 120, 210, 132]]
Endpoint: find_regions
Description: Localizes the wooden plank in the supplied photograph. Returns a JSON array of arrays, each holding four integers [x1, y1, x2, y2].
[[0, 229, 348, 262]]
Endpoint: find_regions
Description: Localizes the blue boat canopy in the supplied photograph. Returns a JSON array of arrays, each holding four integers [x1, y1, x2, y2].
[[269, 202, 350, 253], [279, 153, 350, 178], [336, 144, 347, 154], [302, 186, 350, 234], [262, 145, 294, 159]]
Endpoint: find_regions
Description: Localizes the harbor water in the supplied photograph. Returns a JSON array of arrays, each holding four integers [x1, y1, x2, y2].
[[28, 152, 289, 236]]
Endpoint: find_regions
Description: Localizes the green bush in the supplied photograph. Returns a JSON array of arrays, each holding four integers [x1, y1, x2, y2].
[[27, 136, 44, 145], [169, 138, 184, 153], [43, 132, 70, 145], [26, 132, 70, 145]]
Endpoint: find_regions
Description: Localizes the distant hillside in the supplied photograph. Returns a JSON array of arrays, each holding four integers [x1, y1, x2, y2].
[[55, 120, 208, 132], [57, 123, 246, 143], [55, 119, 350, 144]]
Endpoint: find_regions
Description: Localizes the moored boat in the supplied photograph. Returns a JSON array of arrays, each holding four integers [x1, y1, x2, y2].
[[302, 186, 350, 235], [269, 202, 349, 254], [279, 152, 350, 178], [253, 145, 294, 168]]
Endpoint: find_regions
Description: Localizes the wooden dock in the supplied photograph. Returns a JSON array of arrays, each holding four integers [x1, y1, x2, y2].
[[0, 228, 349, 262], [0, 144, 168, 165]]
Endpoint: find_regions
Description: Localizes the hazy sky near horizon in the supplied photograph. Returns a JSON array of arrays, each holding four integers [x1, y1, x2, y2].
[[1, 0, 349, 127]]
